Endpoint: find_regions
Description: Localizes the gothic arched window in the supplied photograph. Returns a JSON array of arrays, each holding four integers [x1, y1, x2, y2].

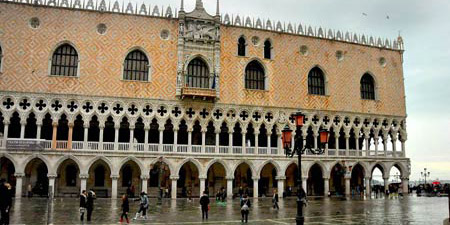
[[360, 73, 376, 100], [245, 60, 265, 90], [50, 44, 79, 77], [123, 49, 149, 81], [238, 36, 246, 56], [264, 40, 272, 59], [308, 67, 325, 95], [186, 58, 210, 89]]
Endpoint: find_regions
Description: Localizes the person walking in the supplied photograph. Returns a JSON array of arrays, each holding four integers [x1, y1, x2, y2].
[[120, 194, 130, 224], [0, 179, 12, 225], [86, 189, 96, 222], [79, 190, 87, 222], [240, 194, 251, 223], [238, 186, 244, 199], [199, 191, 210, 220], [272, 189, 279, 210], [133, 192, 149, 220]]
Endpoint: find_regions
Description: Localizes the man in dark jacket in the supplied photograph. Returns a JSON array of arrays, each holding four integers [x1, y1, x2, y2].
[[199, 191, 210, 220], [0, 179, 12, 225], [240, 194, 251, 223], [272, 189, 279, 210], [86, 189, 96, 221], [79, 190, 87, 222]]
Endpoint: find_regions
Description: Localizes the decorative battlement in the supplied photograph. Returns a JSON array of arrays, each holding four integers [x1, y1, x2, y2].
[[1, 0, 404, 51]]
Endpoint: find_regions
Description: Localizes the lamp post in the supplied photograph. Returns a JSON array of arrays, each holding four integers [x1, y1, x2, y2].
[[282, 112, 329, 225], [421, 168, 430, 185]]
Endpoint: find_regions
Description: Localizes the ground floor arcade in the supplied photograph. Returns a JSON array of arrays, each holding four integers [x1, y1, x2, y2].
[[0, 151, 410, 199]]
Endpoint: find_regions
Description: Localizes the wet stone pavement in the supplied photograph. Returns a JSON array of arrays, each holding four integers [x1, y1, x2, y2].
[[8, 196, 448, 225]]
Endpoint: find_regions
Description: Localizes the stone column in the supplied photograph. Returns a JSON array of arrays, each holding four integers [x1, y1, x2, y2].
[[99, 124, 104, 150], [401, 139, 406, 157], [68, 123, 74, 150], [20, 120, 26, 139], [335, 131, 339, 155], [3, 122, 9, 145], [173, 128, 179, 152], [188, 129, 193, 153], [111, 175, 119, 199], [129, 126, 135, 150], [374, 134, 379, 156], [277, 133, 283, 156], [14, 173, 24, 198], [383, 136, 388, 157], [201, 130, 206, 153], [324, 177, 330, 196], [114, 124, 120, 150], [158, 127, 164, 152], [144, 127, 149, 151], [226, 178, 233, 199], [36, 123, 42, 140], [345, 176, 351, 197], [242, 132, 247, 153], [313, 132, 318, 150], [141, 175, 149, 194], [171, 177, 178, 199], [302, 177, 307, 195], [276, 176, 285, 197], [48, 175, 57, 198], [254, 131, 259, 153], [384, 177, 389, 192], [51, 122, 58, 150], [199, 178, 206, 196], [83, 124, 89, 150], [267, 132, 272, 151], [392, 136, 398, 157], [401, 178, 409, 194], [80, 174, 88, 194], [228, 131, 233, 153], [365, 135, 370, 156], [365, 177, 371, 197], [253, 177, 259, 198], [345, 133, 350, 156]]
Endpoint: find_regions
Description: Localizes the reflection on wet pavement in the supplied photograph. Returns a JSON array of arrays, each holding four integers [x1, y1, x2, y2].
[[9, 196, 448, 224]]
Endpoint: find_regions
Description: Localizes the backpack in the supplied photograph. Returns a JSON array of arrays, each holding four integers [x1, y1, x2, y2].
[[241, 200, 249, 211]]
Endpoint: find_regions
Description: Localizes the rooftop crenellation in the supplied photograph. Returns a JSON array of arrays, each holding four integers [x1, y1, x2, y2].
[[1, 0, 404, 51]]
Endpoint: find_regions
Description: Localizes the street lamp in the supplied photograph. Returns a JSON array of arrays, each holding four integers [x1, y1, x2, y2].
[[282, 112, 329, 225], [421, 168, 430, 185]]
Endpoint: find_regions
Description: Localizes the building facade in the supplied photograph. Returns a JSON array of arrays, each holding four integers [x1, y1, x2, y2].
[[0, 0, 410, 199]]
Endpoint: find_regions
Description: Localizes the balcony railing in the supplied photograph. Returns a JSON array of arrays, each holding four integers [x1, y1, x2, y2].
[[0, 138, 405, 158]]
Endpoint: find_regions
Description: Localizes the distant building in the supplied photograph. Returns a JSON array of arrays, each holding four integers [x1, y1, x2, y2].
[[0, 0, 410, 199]]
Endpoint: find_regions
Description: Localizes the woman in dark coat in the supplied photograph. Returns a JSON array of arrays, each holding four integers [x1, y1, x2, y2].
[[79, 190, 87, 222], [240, 194, 251, 223], [120, 194, 130, 224], [86, 190, 96, 221]]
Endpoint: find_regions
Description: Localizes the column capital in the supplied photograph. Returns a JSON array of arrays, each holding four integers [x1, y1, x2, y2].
[[47, 174, 57, 179], [52, 122, 58, 127], [140, 175, 150, 180], [129, 125, 136, 130], [275, 176, 286, 180], [158, 127, 165, 132], [199, 176, 207, 180], [68, 122, 75, 128], [3, 121, 10, 126], [225, 176, 235, 180], [111, 175, 120, 180], [170, 175, 179, 180], [14, 173, 25, 178], [79, 174, 89, 179], [252, 176, 260, 180]]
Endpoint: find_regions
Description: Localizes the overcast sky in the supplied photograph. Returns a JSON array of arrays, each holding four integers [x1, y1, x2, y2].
[[140, 0, 450, 181]]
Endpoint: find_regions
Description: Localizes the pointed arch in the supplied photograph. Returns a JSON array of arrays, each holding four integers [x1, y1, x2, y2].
[[0, 153, 18, 173], [186, 57, 211, 89], [263, 38, 273, 59], [176, 158, 204, 178], [204, 158, 231, 179], [53, 155, 83, 175], [85, 156, 114, 174], [237, 35, 247, 56], [122, 47, 151, 81], [360, 72, 376, 100], [307, 66, 326, 95], [49, 42, 79, 77], [306, 161, 327, 178], [245, 59, 266, 90], [21, 154, 51, 174], [231, 160, 257, 178], [257, 159, 281, 177], [149, 157, 175, 175], [116, 156, 146, 176]]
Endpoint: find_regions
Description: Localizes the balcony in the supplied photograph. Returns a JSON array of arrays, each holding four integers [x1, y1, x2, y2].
[[0, 138, 405, 158], [181, 87, 217, 100]]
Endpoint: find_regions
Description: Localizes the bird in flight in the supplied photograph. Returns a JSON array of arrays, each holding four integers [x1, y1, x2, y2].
[[362, 13, 368, 16]]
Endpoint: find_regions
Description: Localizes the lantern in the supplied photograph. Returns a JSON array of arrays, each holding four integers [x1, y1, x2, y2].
[[281, 125, 293, 149], [319, 128, 329, 144], [293, 112, 305, 127]]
